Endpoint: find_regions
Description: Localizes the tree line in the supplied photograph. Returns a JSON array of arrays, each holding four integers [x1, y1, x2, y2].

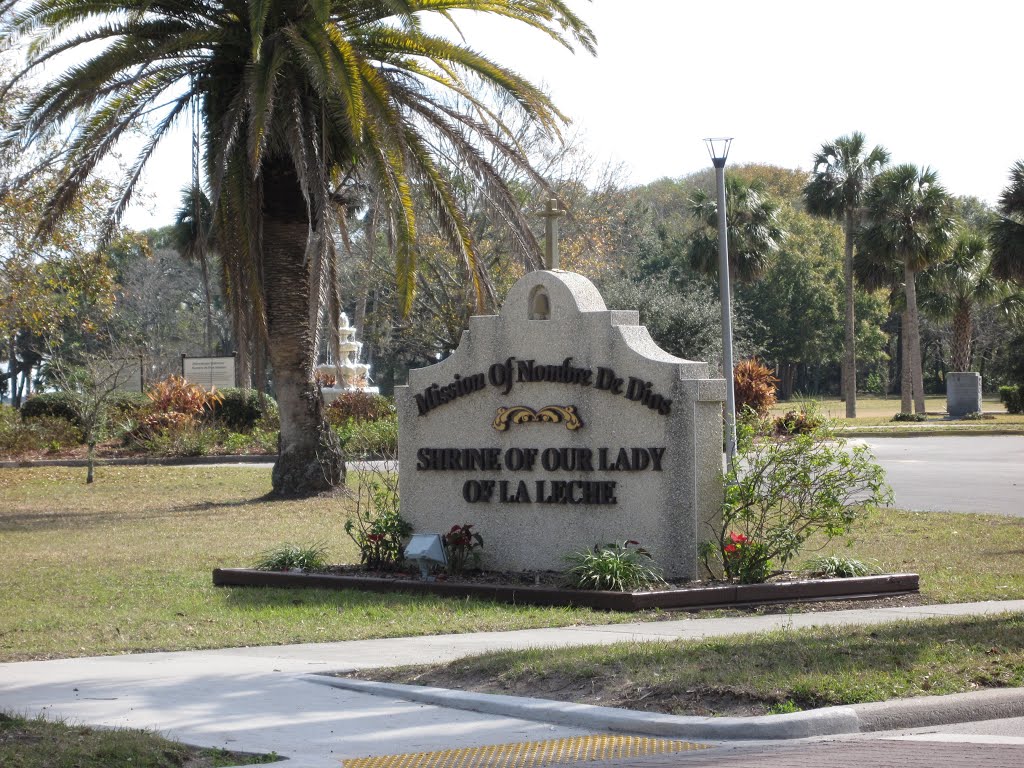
[[3, 2, 1023, 498]]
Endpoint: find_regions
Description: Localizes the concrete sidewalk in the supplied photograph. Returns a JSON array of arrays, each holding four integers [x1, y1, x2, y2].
[[3, 599, 1024, 768]]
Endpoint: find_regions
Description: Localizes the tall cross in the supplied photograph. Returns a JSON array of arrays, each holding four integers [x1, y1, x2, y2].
[[540, 197, 565, 270]]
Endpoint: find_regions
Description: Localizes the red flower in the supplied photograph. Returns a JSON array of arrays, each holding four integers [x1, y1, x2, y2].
[[724, 544, 738, 554], [729, 531, 749, 544]]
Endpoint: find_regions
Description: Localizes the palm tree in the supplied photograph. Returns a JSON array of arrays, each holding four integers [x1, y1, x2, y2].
[[688, 176, 785, 283], [803, 132, 889, 418], [171, 185, 261, 389], [1, 0, 596, 495], [991, 160, 1024, 284], [860, 165, 957, 414], [919, 230, 1004, 372], [171, 186, 215, 356]]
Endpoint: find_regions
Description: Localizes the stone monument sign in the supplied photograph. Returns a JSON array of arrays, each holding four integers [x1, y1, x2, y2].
[[395, 270, 726, 579], [946, 371, 982, 419]]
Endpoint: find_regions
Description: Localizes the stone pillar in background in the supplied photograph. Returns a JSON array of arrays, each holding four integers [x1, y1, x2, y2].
[[946, 372, 982, 419]]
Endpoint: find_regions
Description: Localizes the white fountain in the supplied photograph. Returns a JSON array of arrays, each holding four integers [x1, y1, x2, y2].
[[317, 312, 379, 402]]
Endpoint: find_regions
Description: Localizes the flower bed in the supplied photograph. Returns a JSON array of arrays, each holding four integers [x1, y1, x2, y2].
[[212, 567, 918, 612]]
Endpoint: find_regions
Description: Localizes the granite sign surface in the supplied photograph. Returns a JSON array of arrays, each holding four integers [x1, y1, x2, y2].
[[395, 270, 726, 578], [946, 371, 982, 419]]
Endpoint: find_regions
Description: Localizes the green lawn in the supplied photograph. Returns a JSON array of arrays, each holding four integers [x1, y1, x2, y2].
[[0, 712, 279, 768], [3, 466, 1024, 662], [0, 466, 635, 662], [771, 395, 1024, 432], [813, 506, 1024, 603], [365, 613, 1024, 716]]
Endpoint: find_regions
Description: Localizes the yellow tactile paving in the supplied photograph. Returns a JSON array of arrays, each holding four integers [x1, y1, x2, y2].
[[342, 735, 710, 768]]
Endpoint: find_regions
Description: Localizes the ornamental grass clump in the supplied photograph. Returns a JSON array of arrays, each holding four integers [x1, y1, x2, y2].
[[733, 358, 779, 417], [564, 540, 667, 592], [254, 542, 329, 571], [803, 555, 881, 579], [701, 416, 892, 584]]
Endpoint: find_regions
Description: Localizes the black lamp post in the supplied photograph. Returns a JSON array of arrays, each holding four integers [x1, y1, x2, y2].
[[704, 137, 737, 468]]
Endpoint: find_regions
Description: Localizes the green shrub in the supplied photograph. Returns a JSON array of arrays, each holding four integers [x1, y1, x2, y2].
[[720, 531, 773, 584], [20, 392, 82, 425], [254, 542, 329, 571], [222, 427, 278, 454], [32, 416, 84, 453], [564, 540, 667, 592], [864, 370, 888, 396], [443, 524, 484, 574], [136, 420, 221, 457], [106, 391, 151, 421], [345, 466, 411, 570], [1, 406, 83, 455], [223, 432, 252, 454], [773, 408, 824, 435], [248, 425, 279, 453], [961, 411, 994, 421], [338, 414, 398, 457], [325, 392, 395, 425], [892, 412, 927, 422], [700, 417, 892, 584], [1000, 385, 1023, 414], [208, 388, 278, 431]]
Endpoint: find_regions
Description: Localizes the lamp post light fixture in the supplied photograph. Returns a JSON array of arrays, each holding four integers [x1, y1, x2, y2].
[[704, 137, 738, 469]]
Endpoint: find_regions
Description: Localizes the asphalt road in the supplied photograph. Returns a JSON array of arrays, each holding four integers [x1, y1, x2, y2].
[[589, 715, 1024, 767], [859, 436, 1024, 516]]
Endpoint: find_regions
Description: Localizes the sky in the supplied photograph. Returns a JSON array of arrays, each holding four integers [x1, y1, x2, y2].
[[122, 0, 1024, 229]]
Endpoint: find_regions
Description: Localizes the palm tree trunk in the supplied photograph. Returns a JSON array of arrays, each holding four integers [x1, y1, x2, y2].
[[904, 259, 926, 414], [951, 304, 973, 372], [235, 338, 251, 390], [843, 210, 857, 418], [900, 309, 912, 414], [353, 205, 377, 342], [262, 158, 343, 496], [199, 255, 212, 355]]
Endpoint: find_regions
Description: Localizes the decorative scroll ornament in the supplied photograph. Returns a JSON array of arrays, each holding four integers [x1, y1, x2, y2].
[[492, 405, 583, 432]]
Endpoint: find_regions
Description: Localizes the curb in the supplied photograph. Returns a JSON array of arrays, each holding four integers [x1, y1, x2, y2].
[[310, 676, 860, 740], [851, 687, 1024, 731], [841, 428, 1024, 438], [312, 676, 1024, 741]]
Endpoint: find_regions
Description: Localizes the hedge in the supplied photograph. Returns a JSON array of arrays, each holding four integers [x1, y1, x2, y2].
[[1000, 385, 1023, 414], [207, 388, 278, 431]]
